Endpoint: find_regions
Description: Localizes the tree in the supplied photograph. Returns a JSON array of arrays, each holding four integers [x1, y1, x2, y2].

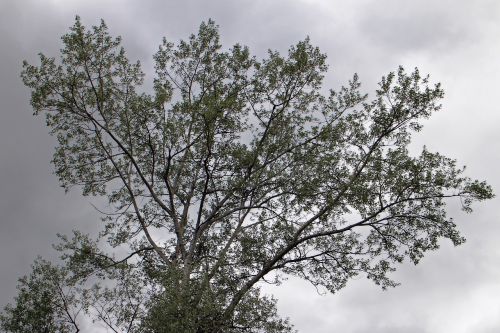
[[0, 258, 80, 333], [2, 17, 493, 332]]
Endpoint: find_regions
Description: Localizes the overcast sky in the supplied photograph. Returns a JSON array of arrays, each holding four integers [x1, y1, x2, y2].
[[1, 1, 500, 332]]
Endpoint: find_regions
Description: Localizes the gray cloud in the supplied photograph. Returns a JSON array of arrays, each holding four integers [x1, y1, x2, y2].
[[1, 1, 500, 332]]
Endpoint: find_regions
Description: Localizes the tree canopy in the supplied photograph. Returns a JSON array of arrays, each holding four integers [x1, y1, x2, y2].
[[1, 17, 493, 332]]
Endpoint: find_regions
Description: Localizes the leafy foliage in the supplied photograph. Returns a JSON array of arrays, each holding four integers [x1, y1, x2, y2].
[[0, 259, 79, 333], [2, 17, 493, 332]]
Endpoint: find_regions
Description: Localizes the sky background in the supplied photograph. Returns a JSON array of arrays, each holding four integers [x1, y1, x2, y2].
[[1, 0, 500, 332]]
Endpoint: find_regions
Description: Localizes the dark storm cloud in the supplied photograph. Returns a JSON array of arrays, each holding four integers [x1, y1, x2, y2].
[[402, 1, 494, 49], [356, 1, 478, 53], [1, 1, 500, 332], [353, 324, 429, 333], [0, 0, 100, 306]]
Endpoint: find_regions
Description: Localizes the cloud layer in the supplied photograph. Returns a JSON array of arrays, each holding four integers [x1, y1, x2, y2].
[[1, 1, 499, 332]]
